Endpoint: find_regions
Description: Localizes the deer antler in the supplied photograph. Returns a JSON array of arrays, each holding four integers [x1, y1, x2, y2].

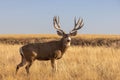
[[53, 16, 65, 35], [69, 17, 84, 36], [72, 17, 84, 31]]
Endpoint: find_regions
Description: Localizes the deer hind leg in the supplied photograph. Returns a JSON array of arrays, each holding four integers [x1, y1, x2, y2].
[[51, 59, 57, 72], [16, 56, 26, 74], [25, 60, 33, 75]]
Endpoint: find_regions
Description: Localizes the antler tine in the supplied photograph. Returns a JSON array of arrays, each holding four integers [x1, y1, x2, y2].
[[76, 18, 81, 28], [74, 16, 76, 26], [57, 16, 59, 24], [79, 18, 83, 26], [53, 16, 60, 30], [57, 16, 61, 27], [77, 18, 84, 29]]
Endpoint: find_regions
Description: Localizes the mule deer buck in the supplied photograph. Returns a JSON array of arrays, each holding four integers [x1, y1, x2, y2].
[[16, 16, 84, 74]]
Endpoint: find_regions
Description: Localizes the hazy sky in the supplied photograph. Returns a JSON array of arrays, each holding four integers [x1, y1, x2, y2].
[[0, 0, 120, 34]]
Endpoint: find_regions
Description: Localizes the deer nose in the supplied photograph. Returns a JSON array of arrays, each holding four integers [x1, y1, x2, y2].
[[67, 39, 71, 42], [67, 37, 71, 42]]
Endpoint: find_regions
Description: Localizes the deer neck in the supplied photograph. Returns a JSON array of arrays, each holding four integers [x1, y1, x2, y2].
[[60, 38, 70, 53]]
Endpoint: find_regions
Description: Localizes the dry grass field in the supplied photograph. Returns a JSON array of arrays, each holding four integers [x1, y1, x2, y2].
[[0, 34, 119, 39], [0, 34, 120, 80]]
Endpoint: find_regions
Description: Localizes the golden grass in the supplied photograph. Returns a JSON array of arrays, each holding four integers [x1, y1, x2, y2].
[[0, 44, 120, 80], [0, 34, 119, 39], [0, 34, 58, 39]]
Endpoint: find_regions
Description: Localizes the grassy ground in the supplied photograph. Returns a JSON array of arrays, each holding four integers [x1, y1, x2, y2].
[[0, 43, 120, 80], [0, 34, 119, 39]]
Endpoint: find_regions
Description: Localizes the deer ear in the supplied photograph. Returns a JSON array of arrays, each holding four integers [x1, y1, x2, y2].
[[57, 30, 65, 36], [69, 30, 77, 36]]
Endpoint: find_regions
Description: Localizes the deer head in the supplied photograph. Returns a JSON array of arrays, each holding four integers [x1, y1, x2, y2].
[[53, 16, 84, 47]]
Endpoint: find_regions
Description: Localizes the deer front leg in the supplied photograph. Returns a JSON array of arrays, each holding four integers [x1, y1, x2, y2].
[[51, 59, 57, 72]]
